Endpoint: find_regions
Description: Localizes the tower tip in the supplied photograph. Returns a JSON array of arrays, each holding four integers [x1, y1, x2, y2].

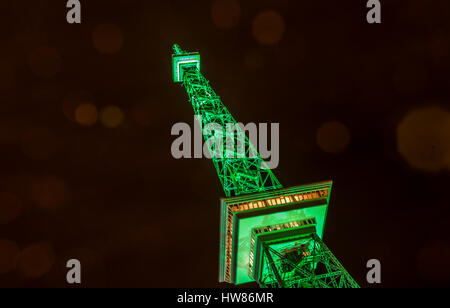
[[172, 44, 183, 55]]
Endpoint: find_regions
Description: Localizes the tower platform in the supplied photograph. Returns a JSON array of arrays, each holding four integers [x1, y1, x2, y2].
[[219, 181, 332, 285], [172, 46, 201, 83]]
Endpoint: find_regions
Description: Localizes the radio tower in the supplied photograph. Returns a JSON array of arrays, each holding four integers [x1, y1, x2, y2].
[[172, 45, 359, 288]]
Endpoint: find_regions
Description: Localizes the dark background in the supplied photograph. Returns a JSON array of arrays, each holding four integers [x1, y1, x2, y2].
[[0, 0, 449, 288]]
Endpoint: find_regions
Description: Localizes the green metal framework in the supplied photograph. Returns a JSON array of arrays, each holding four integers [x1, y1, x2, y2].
[[173, 45, 282, 197], [172, 44, 359, 288], [258, 233, 359, 288]]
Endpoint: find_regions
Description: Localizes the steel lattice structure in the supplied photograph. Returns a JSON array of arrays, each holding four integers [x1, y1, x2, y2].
[[258, 233, 359, 288], [174, 45, 282, 197], [172, 44, 359, 288]]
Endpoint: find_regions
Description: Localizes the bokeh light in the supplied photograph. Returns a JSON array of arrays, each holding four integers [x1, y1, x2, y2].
[[17, 242, 55, 279], [316, 121, 351, 154], [397, 107, 450, 172], [100, 106, 124, 128], [252, 11, 285, 45], [31, 176, 68, 210], [75, 103, 98, 127], [0, 192, 23, 225], [0, 240, 19, 274], [92, 24, 124, 55], [27, 46, 61, 78], [211, 0, 240, 30], [21, 127, 57, 161], [63, 91, 93, 122]]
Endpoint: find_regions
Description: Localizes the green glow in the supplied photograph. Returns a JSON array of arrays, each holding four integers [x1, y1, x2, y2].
[[172, 45, 359, 288], [219, 181, 332, 284], [172, 51, 201, 83], [172, 44, 282, 197], [259, 234, 360, 288], [252, 223, 318, 285], [236, 204, 327, 285]]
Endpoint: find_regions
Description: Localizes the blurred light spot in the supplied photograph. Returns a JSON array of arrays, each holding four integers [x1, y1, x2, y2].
[[132, 104, 151, 127], [27, 46, 61, 78], [244, 49, 264, 70], [0, 240, 19, 274], [316, 121, 351, 154], [100, 106, 124, 128], [75, 103, 98, 126], [252, 11, 285, 45], [21, 127, 57, 161], [92, 24, 124, 55], [63, 91, 93, 122], [397, 107, 450, 172], [417, 241, 450, 282], [211, 0, 240, 30], [17, 242, 54, 279], [0, 192, 23, 225], [31, 176, 68, 210]]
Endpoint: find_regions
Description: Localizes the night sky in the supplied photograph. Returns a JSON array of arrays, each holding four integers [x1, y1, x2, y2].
[[0, 0, 450, 288]]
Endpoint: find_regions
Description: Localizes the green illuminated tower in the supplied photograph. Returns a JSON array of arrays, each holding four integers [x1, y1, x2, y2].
[[172, 44, 359, 288]]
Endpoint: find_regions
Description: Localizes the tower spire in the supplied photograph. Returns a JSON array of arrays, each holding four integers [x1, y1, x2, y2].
[[172, 44, 184, 55], [172, 45, 282, 197]]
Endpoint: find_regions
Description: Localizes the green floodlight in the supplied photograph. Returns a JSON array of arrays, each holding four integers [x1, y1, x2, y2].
[[172, 44, 201, 83], [171, 44, 359, 288]]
